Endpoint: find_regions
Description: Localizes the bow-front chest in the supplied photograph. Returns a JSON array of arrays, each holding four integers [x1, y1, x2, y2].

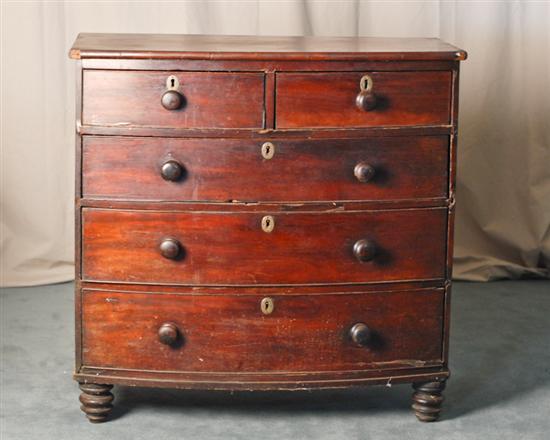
[[70, 33, 466, 423]]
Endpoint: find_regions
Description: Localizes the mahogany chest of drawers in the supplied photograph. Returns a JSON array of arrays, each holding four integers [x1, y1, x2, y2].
[[69, 33, 466, 423]]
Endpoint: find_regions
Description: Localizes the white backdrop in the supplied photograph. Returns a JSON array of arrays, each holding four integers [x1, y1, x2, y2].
[[1, 0, 549, 286]]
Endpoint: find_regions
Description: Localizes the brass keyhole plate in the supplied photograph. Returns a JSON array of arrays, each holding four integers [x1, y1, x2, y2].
[[166, 75, 179, 90], [359, 74, 373, 92], [261, 215, 275, 233], [261, 142, 275, 160], [261, 297, 274, 315]]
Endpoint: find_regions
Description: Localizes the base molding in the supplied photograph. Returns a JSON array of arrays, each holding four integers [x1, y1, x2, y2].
[[75, 366, 449, 391]]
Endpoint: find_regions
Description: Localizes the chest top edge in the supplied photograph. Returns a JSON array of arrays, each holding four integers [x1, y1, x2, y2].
[[69, 33, 467, 62]]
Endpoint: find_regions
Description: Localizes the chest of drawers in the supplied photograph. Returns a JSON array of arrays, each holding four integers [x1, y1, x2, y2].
[[69, 33, 466, 423]]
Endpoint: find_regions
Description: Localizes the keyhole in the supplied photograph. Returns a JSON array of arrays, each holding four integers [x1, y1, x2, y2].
[[261, 142, 275, 160], [166, 76, 179, 90], [261, 215, 275, 233], [261, 297, 274, 315]]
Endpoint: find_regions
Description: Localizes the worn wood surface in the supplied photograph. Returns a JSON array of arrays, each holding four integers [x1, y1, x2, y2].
[[79, 280, 445, 295], [78, 383, 114, 423], [70, 33, 466, 61], [82, 136, 449, 202], [81, 208, 447, 285], [74, 366, 450, 391], [412, 380, 447, 422], [81, 289, 444, 372], [70, 34, 465, 417], [276, 71, 451, 128], [82, 70, 265, 129], [81, 58, 458, 73]]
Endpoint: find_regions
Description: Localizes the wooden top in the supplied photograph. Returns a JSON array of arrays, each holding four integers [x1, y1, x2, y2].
[[69, 33, 467, 61]]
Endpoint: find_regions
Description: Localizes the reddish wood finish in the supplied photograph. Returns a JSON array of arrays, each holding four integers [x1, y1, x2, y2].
[[75, 366, 450, 391], [276, 71, 451, 128], [81, 289, 444, 372], [82, 135, 449, 202], [79, 198, 449, 212], [77, 125, 453, 139], [70, 34, 466, 422], [82, 70, 265, 129], [81, 208, 447, 285], [69, 33, 467, 61], [79, 280, 445, 295]]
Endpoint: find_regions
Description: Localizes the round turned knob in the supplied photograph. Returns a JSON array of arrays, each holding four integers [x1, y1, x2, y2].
[[161, 90, 183, 110], [354, 162, 376, 183], [160, 160, 184, 182], [158, 322, 179, 346], [353, 239, 376, 262], [350, 323, 372, 347], [356, 91, 377, 111], [159, 238, 182, 260]]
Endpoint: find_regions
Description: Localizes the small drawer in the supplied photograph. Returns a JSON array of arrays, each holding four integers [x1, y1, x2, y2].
[[82, 135, 449, 202], [276, 71, 451, 129], [81, 208, 447, 285], [82, 70, 265, 129], [81, 289, 444, 372]]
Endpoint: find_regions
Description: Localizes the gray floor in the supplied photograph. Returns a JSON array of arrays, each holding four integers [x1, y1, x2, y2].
[[1, 281, 549, 439]]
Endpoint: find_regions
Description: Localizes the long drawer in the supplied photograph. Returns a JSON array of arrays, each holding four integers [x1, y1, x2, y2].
[[81, 208, 447, 285], [81, 288, 445, 372], [82, 136, 449, 202]]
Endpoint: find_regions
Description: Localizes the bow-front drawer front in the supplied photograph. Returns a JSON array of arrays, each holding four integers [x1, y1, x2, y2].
[[82, 70, 265, 129], [81, 208, 447, 285], [276, 71, 451, 128], [82, 135, 449, 202], [81, 289, 444, 373]]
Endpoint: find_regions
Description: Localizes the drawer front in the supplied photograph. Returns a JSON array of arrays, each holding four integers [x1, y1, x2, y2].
[[81, 208, 447, 285], [82, 136, 448, 202], [81, 289, 444, 372], [82, 70, 264, 129], [276, 72, 451, 128]]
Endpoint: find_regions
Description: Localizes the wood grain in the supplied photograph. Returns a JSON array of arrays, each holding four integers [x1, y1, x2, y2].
[[82, 135, 449, 202], [276, 71, 451, 128], [74, 366, 449, 391], [81, 289, 444, 372], [82, 70, 265, 129], [70, 33, 467, 61], [81, 208, 447, 285], [70, 34, 466, 417]]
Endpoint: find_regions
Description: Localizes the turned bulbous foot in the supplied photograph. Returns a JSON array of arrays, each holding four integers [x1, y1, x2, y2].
[[412, 380, 446, 422], [79, 383, 114, 423]]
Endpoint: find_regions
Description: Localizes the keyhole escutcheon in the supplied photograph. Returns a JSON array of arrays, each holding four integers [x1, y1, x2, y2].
[[261, 142, 275, 160], [261, 215, 275, 233], [260, 297, 274, 315], [166, 75, 179, 90]]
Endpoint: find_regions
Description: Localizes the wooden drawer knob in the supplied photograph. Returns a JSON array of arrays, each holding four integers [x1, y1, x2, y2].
[[350, 323, 372, 347], [353, 239, 376, 262], [159, 238, 183, 260], [160, 160, 184, 182], [354, 162, 376, 183], [158, 322, 180, 346], [161, 90, 184, 110], [356, 74, 377, 111]]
